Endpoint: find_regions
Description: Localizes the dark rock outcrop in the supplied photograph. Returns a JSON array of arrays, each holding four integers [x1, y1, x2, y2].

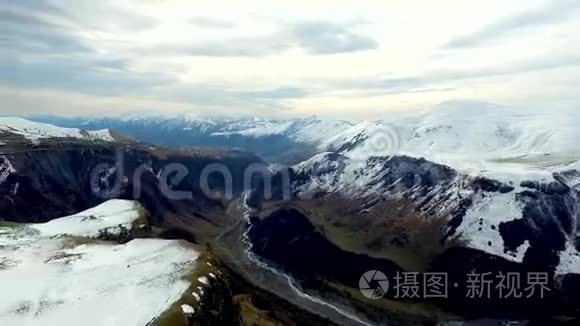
[[0, 137, 261, 238]]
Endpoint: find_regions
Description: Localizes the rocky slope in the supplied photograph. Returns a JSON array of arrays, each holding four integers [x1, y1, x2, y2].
[[0, 119, 336, 326], [0, 119, 261, 242], [8, 104, 580, 322], [241, 102, 580, 320], [290, 153, 579, 268], [245, 153, 580, 320]]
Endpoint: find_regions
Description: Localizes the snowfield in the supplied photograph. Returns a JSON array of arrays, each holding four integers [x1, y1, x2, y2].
[[211, 116, 353, 145], [292, 101, 580, 264], [318, 101, 580, 179], [32, 199, 145, 238], [0, 200, 199, 326], [0, 117, 113, 143], [453, 189, 531, 263]]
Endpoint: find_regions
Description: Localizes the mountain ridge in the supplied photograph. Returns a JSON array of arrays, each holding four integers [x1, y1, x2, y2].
[[25, 101, 580, 177]]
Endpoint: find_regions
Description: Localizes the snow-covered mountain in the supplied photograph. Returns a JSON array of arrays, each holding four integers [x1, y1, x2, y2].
[[25, 103, 580, 269], [0, 200, 200, 325], [29, 115, 353, 163], [3, 105, 580, 320], [0, 119, 263, 324], [317, 101, 580, 179], [247, 101, 580, 283], [292, 153, 579, 267], [34, 114, 352, 144], [29, 101, 580, 173], [0, 117, 114, 144]]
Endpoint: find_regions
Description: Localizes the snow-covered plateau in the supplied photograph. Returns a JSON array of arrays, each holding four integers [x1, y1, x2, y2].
[[0, 200, 199, 326]]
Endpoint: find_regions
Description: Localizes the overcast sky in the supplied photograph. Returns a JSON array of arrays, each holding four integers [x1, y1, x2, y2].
[[1, 0, 579, 120]]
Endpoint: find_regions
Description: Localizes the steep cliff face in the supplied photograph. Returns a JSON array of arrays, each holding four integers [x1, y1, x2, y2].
[[0, 130, 261, 240], [244, 154, 579, 320], [289, 153, 579, 271]]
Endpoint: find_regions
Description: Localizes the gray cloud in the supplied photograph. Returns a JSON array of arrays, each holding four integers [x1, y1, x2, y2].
[[150, 84, 308, 111], [445, 0, 580, 48], [428, 55, 580, 81], [0, 55, 175, 96], [1, 0, 377, 110], [2, 0, 157, 33], [0, 1, 168, 96], [80, 5, 157, 31], [144, 20, 377, 57], [0, 28, 91, 55], [0, 6, 88, 54], [237, 86, 309, 99], [288, 21, 378, 54], [321, 54, 580, 97], [335, 76, 425, 90], [188, 17, 236, 29], [0, 9, 69, 30]]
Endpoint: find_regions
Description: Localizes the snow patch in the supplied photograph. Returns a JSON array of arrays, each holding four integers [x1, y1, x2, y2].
[[198, 276, 209, 285], [181, 304, 195, 315], [211, 117, 352, 145], [295, 153, 387, 198], [455, 191, 528, 262], [0, 200, 199, 326], [31, 199, 144, 238], [557, 243, 580, 275]]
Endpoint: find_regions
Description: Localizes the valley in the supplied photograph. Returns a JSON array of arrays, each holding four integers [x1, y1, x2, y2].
[[1, 106, 579, 325]]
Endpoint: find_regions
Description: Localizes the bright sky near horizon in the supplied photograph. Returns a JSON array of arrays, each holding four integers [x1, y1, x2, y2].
[[1, 0, 580, 119]]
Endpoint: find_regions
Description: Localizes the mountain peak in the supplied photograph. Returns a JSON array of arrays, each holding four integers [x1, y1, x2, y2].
[[0, 117, 114, 144]]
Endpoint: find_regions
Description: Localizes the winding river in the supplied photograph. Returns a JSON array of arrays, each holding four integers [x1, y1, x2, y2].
[[239, 193, 376, 326]]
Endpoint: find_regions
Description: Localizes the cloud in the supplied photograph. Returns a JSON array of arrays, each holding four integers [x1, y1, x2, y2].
[[0, 8, 90, 55], [0, 53, 175, 96], [2, 0, 157, 33], [143, 20, 377, 57], [445, 0, 580, 48], [318, 53, 580, 98], [0, 9, 68, 29], [188, 17, 236, 29], [238, 86, 309, 99], [0, 2, 168, 96], [428, 55, 580, 81], [288, 21, 378, 54], [148, 83, 308, 112], [2, 1, 580, 119]]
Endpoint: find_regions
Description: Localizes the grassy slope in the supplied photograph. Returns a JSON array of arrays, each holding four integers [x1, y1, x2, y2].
[[258, 197, 463, 272]]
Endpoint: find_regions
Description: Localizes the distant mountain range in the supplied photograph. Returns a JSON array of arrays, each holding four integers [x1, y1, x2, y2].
[[0, 117, 114, 144], [29, 100, 580, 174], [29, 114, 353, 163]]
